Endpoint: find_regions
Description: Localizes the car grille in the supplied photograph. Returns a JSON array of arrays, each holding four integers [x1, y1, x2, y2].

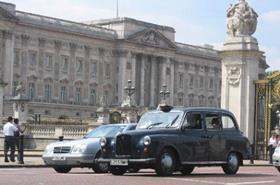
[[116, 134, 131, 156], [53, 146, 71, 154]]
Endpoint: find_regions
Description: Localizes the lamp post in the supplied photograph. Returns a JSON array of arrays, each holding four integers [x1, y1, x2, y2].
[[159, 84, 170, 104], [124, 80, 135, 104]]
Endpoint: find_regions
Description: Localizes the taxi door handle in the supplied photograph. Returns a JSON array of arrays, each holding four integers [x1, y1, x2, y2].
[[201, 135, 213, 139]]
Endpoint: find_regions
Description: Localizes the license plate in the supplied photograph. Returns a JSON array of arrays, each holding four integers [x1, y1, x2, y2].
[[52, 156, 66, 161], [110, 159, 128, 166]]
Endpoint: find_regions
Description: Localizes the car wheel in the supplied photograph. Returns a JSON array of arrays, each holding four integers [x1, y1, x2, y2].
[[276, 167, 280, 173], [127, 167, 140, 173], [110, 166, 127, 175], [53, 167, 72, 173], [92, 162, 109, 173], [222, 152, 240, 175], [155, 148, 176, 176], [180, 166, 194, 175]]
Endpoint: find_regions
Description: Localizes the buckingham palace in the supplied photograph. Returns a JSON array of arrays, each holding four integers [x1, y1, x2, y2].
[[0, 1, 221, 120]]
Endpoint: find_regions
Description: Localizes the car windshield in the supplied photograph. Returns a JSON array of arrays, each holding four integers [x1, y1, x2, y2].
[[137, 111, 183, 129], [84, 125, 126, 138]]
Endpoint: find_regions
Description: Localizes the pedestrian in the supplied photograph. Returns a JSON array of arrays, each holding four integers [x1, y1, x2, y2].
[[268, 133, 277, 164], [3, 116, 18, 162], [13, 118, 26, 164]]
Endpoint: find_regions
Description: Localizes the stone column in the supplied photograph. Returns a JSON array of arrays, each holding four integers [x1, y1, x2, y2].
[[220, 37, 263, 143], [2, 30, 14, 95], [116, 50, 128, 105], [69, 43, 77, 103], [169, 58, 175, 105], [140, 54, 146, 106], [0, 81, 7, 117], [54, 40, 62, 102], [150, 56, 157, 107]]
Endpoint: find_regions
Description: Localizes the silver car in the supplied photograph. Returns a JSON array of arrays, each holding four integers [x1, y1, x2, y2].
[[273, 146, 280, 172], [42, 123, 136, 173]]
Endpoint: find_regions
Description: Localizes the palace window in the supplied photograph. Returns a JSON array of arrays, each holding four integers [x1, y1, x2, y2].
[[90, 89, 96, 105], [179, 73, 184, 89], [60, 86, 67, 103], [188, 94, 194, 107], [28, 83, 35, 100], [166, 67, 170, 75], [209, 78, 214, 90], [61, 56, 69, 72], [199, 76, 204, 89], [44, 84, 52, 102], [198, 95, 205, 106], [91, 60, 97, 78], [178, 93, 184, 106], [12, 81, 18, 96], [45, 54, 53, 69], [75, 87, 82, 103], [189, 74, 194, 89], [29, 51, 37, 66], [76, 58, 83, 73], [105, 63, 110, 79], [14, 50, 20, 66]]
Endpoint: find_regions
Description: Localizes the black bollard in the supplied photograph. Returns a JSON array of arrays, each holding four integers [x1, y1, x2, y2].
[[18, 135, 24, 164], [250, 144, 254, 164]]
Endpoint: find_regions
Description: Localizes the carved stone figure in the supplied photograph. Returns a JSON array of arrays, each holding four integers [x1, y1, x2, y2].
[[15, 81, 24, 96], [227, 66, 241, 86], [227, 0, 258, 37]]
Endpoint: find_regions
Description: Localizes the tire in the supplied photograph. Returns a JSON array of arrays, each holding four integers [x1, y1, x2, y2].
[[222, 152, 240, 175], [276, 167, 280, 173], [92, 162, 109, 173], [155, 148, 176, 176], [110, 166, 127, 175], [128, 167, 140, 173], [180, 166, 194, 175], [53, 167, 72, 173]]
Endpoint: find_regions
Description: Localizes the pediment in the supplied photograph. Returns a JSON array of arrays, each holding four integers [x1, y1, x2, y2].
[[0, 7, 18, 22], [126, 29, 176, 49]]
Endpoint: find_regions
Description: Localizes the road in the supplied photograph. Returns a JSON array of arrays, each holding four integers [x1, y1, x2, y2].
[[0, 166, 279, 185]]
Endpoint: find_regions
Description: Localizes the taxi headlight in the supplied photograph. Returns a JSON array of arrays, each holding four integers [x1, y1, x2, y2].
[[72, 143, 87, 153], [100, 137, 107, 147], [143, 136, 151, 146]]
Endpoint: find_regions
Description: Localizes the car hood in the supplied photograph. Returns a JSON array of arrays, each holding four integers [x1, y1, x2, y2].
[[49, 137, 101, 147]]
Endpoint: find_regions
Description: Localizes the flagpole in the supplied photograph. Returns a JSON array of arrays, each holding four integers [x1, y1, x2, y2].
[[116, 0, 119, 18]]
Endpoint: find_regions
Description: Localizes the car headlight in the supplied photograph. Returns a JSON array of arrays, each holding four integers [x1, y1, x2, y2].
[[44, 144, 53, 154], [143, 136, 151, 146], [71, 143, 87, 153], [100, 137, 107, 147]]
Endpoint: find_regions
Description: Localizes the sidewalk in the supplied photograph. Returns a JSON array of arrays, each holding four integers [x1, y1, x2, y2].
[[0, 157, 273, 168]]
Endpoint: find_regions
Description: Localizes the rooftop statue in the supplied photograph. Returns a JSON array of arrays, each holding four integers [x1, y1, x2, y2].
[[227, 0, 258, 37]]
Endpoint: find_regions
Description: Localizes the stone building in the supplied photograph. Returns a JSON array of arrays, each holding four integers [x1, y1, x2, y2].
[[0, 1, 221, 120]]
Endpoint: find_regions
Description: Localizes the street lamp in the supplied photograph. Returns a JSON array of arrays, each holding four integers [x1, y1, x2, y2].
[[124, 80, 135, 104], [159, 84, 170, 104]]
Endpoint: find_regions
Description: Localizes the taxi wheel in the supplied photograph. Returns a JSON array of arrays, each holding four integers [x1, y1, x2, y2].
[[53, 167, 72, 173], [222, 152, 240, 175], [92, 162, 109, 173], [110, 166, 127, 175], [180, 166, 194, 175], [155, 149, 176, 176]]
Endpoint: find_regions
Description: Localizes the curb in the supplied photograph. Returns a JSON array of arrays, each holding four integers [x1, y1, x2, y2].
[[0, 164, 48, 168]]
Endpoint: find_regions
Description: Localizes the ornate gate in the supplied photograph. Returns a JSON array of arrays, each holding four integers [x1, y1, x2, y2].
[[254, 71, 280, 159]]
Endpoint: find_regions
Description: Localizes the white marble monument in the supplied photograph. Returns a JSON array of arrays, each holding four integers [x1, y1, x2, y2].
[[220, 0, 267, 142]]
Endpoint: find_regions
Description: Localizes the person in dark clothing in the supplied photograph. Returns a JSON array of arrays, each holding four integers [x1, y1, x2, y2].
[[13, 118, 25, 164]]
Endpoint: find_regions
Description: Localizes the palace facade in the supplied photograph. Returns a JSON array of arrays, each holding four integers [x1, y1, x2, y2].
[[0, 1, 221, 119]]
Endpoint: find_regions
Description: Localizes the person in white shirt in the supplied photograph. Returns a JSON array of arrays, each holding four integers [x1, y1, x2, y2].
[[3, 116, 18, 162], [268, 133, 276, 164]]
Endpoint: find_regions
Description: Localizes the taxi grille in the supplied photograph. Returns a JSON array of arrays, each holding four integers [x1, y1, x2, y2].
[[53, 146, 71, 153], [116, 135, 131, 155]]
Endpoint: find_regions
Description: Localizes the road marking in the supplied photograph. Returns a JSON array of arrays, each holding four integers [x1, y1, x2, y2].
[[167, 177, 226, 185], [226, 181, 275, 185]]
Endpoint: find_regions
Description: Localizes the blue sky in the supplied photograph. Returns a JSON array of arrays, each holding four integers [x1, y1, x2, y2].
[[6, 0, 280, 71]]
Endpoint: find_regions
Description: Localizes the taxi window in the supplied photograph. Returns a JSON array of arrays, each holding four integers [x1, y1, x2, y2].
[[221, 115, 236, 130], [183, 112, 202, 129], [205, 114, 221, 130]]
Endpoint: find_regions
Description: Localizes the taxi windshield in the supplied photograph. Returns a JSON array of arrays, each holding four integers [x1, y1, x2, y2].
[[137, 111, 183, 129]]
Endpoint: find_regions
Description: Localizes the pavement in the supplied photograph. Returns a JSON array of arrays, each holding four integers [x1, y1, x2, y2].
[[0, 155, 274, 168]]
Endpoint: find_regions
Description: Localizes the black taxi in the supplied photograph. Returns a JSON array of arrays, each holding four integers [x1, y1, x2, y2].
[[97, 106, 252, 176]]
